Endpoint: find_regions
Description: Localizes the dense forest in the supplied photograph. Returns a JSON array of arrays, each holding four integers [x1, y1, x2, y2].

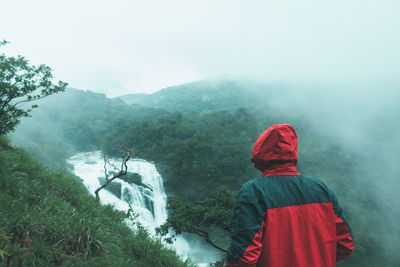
[[8, 81, 400, 266]]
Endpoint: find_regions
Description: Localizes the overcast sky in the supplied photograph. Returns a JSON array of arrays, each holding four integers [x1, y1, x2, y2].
[[1, 0, 399, 97]]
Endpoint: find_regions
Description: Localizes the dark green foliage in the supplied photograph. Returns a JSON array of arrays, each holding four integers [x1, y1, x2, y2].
[[118, 79, 263, 113], [99, 94, 398, 266], [0, 44, 67, 135], [9, 81, 400, 266], [101, 109, 259, 199], [10, 88, 165, 169], [0, 137, 191, 266], [157, 186, 236, 252]]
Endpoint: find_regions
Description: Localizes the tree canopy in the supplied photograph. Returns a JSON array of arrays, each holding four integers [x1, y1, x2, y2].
[[8, 76, 400, 266], [157, 186, 236, 252], [0, 41, 67, 136]]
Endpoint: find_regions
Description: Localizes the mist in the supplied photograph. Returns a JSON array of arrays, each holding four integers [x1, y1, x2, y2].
[[244, 79, 400, 264], [1, 0, 400, 96], [3, 0, 400, 265]]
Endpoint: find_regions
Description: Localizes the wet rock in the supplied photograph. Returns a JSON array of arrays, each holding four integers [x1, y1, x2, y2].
[[122, 188, 133, 204], [98, 177, 122, 199], [120, 172, 142, 184], [120, 172, 153, 191], [84, 160, 97, 165], [143, 194, 154, 217]]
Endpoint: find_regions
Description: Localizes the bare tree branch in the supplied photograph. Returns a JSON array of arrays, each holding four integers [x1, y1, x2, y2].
[[103, 154, 109, 180], [193, 228, 227, 253], [95, 148, 134, 199]]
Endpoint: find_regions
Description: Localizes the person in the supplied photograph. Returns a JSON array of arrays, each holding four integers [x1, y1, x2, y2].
[[226, 124, 354, 267]]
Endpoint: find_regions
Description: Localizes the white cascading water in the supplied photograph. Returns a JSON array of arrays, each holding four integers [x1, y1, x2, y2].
[[67, 151, 167, 232], [67, 151, 221, 266]]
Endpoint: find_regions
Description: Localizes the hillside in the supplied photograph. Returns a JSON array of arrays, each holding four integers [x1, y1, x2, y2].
[[11, 88, 168, 169], [10, 81, 400, 266], [0, 136, 191, 266], [117, 80, 270, 113]]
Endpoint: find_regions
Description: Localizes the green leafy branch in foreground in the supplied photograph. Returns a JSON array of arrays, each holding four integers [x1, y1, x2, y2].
[[157, 186, 236, 252], [0, 40, 67, 135]]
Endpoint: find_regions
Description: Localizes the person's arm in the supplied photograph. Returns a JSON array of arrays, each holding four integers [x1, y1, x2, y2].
[[330, 190, 354, 260], [227, 183, 265, 267]]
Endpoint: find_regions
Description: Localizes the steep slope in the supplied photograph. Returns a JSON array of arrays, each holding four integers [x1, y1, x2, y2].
[[0, 136, 191, 266], [10, 81, 400, 266]]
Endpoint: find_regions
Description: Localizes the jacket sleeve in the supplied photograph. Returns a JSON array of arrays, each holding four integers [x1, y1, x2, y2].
[[227, 183, 265, 267], [329, 190, 354, 261]]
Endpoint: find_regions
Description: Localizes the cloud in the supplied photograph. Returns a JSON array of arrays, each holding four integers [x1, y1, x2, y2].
[[1, 0, 399, 96]]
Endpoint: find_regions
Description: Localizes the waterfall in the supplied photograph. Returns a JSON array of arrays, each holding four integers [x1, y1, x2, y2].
[[67, 151, 221, 266], [67, 151, 167, 232]]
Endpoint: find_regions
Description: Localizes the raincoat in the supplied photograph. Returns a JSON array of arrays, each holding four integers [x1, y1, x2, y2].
[[227, 124, 354, 266]]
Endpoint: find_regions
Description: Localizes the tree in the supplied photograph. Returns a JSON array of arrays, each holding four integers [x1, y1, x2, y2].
[[95, 147, 135, 199], [156, 186, 236, 252], [0, 40, 67, 135]]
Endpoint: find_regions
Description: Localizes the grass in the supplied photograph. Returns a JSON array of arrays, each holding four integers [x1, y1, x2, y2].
[[0, 136, 192, 266]]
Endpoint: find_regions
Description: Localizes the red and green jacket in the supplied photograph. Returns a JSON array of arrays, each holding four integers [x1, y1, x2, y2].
[[227, 124, 354, 266]]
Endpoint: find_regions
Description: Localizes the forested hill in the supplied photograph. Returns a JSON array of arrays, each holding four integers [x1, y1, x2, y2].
[[117, 79, 270, 113], [10, 81, 400, 266], [11, 88, 168, 169]]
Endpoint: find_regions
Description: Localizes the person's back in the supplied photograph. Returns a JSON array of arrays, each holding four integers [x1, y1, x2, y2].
[[227, 124, 354, 267]]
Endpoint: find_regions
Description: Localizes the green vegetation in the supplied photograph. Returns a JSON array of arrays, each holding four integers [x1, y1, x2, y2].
[[0, 41, 67, 136], [0, 136, 191, 266], [117, 79, 264, 113], [101, 109, 259, 199], [8, 80, 400, 266], [4, 35, 398, 266], [107, 86, 400, 266], [157, 186, 236, 253], [0, 46, 192, 265], [10, 88, 165, 169]]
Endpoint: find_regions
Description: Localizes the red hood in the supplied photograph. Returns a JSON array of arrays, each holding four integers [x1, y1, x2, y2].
[[252, 124, 300, 176]]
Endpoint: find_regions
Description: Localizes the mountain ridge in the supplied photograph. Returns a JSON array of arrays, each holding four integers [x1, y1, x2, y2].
[[116, 79, 271, 113]]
